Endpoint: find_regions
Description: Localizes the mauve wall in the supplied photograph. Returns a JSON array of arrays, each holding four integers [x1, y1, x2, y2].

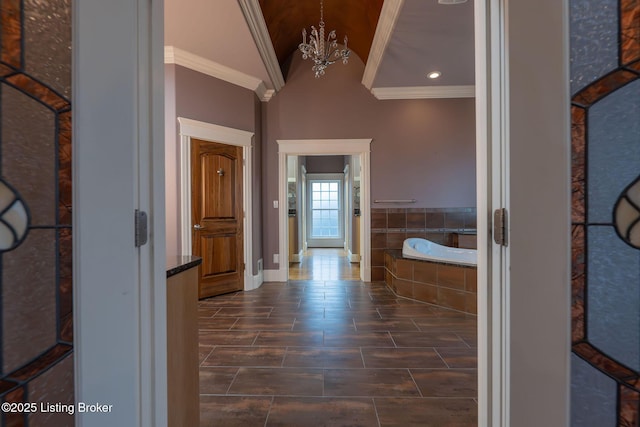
[[165, 64, 263, 272], [262, 54, 476, 270], [165, 65, 178, 258], [304, 155, 346, 173]]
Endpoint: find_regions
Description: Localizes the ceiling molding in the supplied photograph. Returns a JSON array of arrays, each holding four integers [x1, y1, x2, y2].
[[237, 0, 285, 92], [165, 46, 275, 101], [255, 82, 276, 102], [371, 85, 476, 99], [361, 0, 404, 90]]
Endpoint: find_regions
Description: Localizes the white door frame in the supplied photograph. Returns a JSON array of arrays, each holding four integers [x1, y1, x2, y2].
[[277, 139, 372, 282], [475, 0, 570, 426], [74, 0, 166, 425], [73, 0, 571, 424], [177, 117, 257, 290]]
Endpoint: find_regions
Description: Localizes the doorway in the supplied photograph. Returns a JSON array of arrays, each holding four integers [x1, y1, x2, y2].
[[177, 118, 258, 291], [277, 139, 372, 282], [287, 155, 360, 281]]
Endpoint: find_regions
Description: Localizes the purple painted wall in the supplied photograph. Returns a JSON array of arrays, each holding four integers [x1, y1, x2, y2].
[[165, 64, 178, 257], [262, 54, 476, 269], [165, 64, 263, 273], [304, 155, 346, 173]]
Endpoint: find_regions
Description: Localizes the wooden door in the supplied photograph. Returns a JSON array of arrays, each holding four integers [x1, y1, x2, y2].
[[191, 139, 244, 298]]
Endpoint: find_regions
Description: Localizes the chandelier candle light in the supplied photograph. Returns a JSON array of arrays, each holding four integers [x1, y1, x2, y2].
[[298, 0, 350, 78]]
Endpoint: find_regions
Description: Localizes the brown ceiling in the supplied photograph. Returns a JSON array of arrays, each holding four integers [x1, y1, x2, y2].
[[259, 0, 383, 74]]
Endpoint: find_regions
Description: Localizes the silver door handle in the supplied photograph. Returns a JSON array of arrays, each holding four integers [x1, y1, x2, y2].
[[193, 224, 203, 230]]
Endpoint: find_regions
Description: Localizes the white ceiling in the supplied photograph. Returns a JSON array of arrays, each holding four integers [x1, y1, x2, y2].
[[164, 0, 475, 100]]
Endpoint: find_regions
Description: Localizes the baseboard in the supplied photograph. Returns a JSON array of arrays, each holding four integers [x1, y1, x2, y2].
[[362, 266, 371, 282], [244, 269, 263, 291], [291, 250, 302, 263], [348, 250, 360, 263], [264, 269, 287, 282]]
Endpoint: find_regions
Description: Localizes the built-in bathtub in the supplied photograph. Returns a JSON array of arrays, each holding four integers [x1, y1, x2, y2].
[[402, 237, 477, 266], [384, 238, 477, 315]]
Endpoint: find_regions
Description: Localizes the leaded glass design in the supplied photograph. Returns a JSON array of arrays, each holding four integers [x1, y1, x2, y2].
[[0, 0, 73, 424], [0, 180, 29, 252], [571, 0, 640, 425]]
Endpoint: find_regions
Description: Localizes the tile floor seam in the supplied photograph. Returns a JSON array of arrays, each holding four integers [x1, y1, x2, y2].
[[371, 397, 383, 427], [250, 332, 260, 346], [388, 331, 398, 348], [406, 368, 424, 398], [263, 396, 275, 427], [223, 367, 241, 395], [433, 348, 451, 368], [199, 345, 215, 368]]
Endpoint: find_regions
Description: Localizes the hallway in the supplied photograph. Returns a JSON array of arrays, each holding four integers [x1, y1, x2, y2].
[[288, 248, 361, 281], [198, 249, 477, 426]]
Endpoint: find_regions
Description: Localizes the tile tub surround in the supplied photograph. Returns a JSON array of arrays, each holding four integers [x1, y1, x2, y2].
[[371, 207, 476, 281], [384, 250, 477, 315]]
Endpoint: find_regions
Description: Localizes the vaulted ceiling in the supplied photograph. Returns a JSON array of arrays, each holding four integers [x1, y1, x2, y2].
[[164, 0, 475, 101], [259, 0, 384, 67]]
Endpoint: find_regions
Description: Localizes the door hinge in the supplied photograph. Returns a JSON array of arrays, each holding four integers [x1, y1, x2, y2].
[[135, 209, 148, 247], [493, 208, 508, 246]]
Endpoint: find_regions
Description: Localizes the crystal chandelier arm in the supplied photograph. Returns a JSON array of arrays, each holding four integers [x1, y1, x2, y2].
[[298, 0, 350, 77]]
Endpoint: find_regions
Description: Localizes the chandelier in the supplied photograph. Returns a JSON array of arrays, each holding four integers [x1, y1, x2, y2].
[[298, 0, 350, 78]]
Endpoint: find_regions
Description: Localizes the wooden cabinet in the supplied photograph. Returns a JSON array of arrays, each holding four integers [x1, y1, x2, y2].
[[166, 263, 199, 426]]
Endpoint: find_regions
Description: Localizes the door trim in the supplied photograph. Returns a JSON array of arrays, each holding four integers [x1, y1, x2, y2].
[[476, 0, 508, 425], [178, 118, 256, 290], [277, 139, 372, 282]]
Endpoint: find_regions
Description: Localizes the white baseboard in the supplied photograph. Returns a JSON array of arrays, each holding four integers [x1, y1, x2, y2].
[[264, 269, 287, 282], [363, 266, 371, 283], [348, 250, 360, 263], [291, 250, 303, 263], [244, 269, 263, 291]]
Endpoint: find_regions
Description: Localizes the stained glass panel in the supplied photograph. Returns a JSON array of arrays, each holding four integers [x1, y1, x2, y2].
[[569, 0, 618, 95], [571, 354, 617, 427], [587, 80, 640, 224]]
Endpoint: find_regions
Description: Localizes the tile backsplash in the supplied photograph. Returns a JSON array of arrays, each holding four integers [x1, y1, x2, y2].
[[370, 207, 476, 281]]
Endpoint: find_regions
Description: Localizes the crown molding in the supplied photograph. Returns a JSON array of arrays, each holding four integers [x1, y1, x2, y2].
[[165, 46, 276, 101], [238, 0, 285, 91], [362, 0, 404, 90], [371, 85, 476, 99]]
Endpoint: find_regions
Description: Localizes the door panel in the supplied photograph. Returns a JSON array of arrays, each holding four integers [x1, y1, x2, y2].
[[200, 235, 237, 276], [192, 139, 244, 298], [201, 154, 234, 219]]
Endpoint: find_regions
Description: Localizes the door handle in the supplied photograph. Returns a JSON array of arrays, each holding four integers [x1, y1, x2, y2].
[[193, 224, 203, 230]]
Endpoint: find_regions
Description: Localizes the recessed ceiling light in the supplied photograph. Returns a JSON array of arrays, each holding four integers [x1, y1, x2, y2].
[[438, 0, 468, 4], [427, 71, 441, 79]]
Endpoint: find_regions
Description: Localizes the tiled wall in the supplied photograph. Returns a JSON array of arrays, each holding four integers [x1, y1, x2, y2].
[[371, 207, 476, 281], [384, 251, 477, 315], [0, 0, 74, 425], [570, 0, 640, 424]]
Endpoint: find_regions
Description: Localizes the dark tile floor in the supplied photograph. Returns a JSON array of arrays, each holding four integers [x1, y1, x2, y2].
[[198, 280, 478, 426]]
